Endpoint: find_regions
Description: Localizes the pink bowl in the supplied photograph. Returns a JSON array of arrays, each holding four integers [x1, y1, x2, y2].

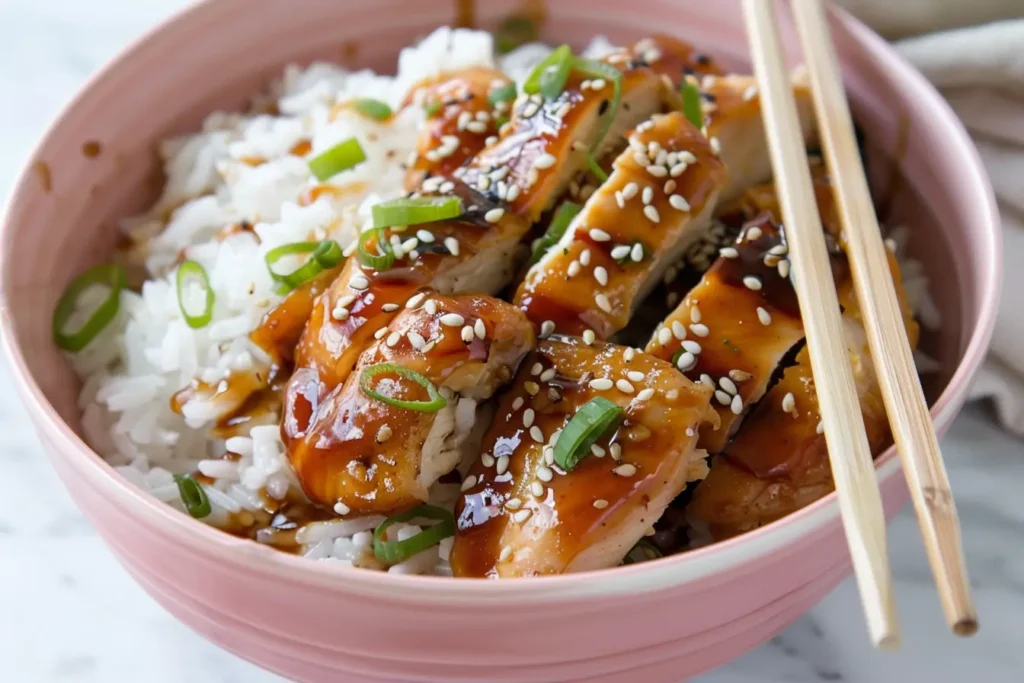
[[0, 0, 1000, 680]]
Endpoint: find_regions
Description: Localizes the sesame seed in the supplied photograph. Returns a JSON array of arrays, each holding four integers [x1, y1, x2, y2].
[[627, 370, 645, 383], [746, 226, 763, 241], [466, 120, 487, 133], [669, 162, 688, 178], [710, 136, 721, 155], [657, 327, 673, 345], [375, 424, 394, 443], [334, 501, 351, 515], [401, 237, 419, 253], [528, 425, 544, 443], [350, 275, 369, 290], [664, 180, 677, 195], [531, 362, 543, 376], [567, 260, 581, 277], [613, 464, 637, 477], [582, 329, 597, 345], [743, 276, 762, 291], [525, 381, 540, 395], [719, 377, 738, 395], [642, 186, 654, 204], [591, 444, 606, 457], [381, 303, 399, 313], [618, 182, 637, 201], [386, 331, 401, 347], [461, 475, 478, 492], [506, 184, 522, 202], [699, 374, 714, 387], [727, 394, 741, 415], [338, 294, 357, 307], [720, 247, 739, 259], [421, 340, 435, 353], [669, 194, 691, 212], [588, 266, 609, 288], [512, 397, 524, 411], [631, 242, 644, 262], [331, 306, 350, 321], [595, 293, 612, 313], [536, 466, 554, 482], [534, 153, 557, 169], [611, 245, 631, 260], [498, 545, 513, 562], [440, 313, 465, 327], [636, 388, 655, 402], [497, 454, 510, 474], [665, 389, 679, 400], [408, 331, 426, 350], [715, 390, 732, 405], [504, 496, 521, 510], [540, 320, 556, 338], [817, 420, 825, 434], [676, 351, 697, 371], [610, 443, 623, 461], [778, 259, 791, 279], [671, 320, 688, 340], [374, 328, 387, 340], [730, 370, 753, 382], [580, 249, 592, 266], [538, 369, 555, 384], [690, 323, 710, 337], [512, 509, 532, 524], [523, 408, 535, 428], [481, 453, 495, 467], [682, 340, 702, 354], [648, 165, 667, 178], [743, 84, 758, 101], [444, 237, 460, 256], [782, 392, 796, 413], [644, 205, 661, 223], [757, 306, 772, 326], [624, 348, 636, 362], [616, 379, 635, 394], [474, 319, 486, 340], [416, 229, 435, 243], [590, 378, 614, 391], [769, 244, 789, 256], [530, 481, 545, 497], [589, 228, 611, 242], [461, 325, 475, 343], [485, 207, 505, 223]]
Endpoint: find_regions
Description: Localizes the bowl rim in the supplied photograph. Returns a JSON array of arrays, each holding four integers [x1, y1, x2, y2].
[[0, 0, 1002, 604]]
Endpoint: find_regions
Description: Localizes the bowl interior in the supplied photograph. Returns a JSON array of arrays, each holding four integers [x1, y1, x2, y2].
[[0, 0, 994, 557]]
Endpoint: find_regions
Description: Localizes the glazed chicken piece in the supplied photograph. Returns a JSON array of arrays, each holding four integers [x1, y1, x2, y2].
[[515, 111, 728, 339], [283, 293, 535, 514], [402, 67, 512, 190], [294, 181, 531, 391], [645, 213, 848, 453], [630, 34, 725, 83], [457, 48, 665, 224], [451, 336, 717, 577], [687, 253, 919, 539]]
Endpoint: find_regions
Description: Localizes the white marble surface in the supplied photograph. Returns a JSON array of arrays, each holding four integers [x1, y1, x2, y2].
[[1, 1, 1022, 681]]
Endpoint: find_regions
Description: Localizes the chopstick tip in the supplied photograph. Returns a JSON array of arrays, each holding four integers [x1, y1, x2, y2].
[[952, 617, 979, 638]]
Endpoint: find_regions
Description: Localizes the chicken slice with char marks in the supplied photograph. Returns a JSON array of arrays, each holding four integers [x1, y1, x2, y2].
[[645, 213, 849, 453], [402, 67, 512, 191], [687, 253, 919, 539], [458, 50, 665, 224], [283, 293, 535, 514], [451, 335, 717, 577], [515, 111, 728, 339]]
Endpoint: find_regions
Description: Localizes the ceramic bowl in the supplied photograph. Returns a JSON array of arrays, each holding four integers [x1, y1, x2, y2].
[[0, 0, 1000, 680]]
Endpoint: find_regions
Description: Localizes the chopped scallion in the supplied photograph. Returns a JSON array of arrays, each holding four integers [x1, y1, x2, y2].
[[553, 396, 624, 471], [680, 81, 704, 129], [523, 45, 572, 100], [353, 98, 393, 121], [175, 260, 215, 329], [372, 196, 463, 229], [356, 228, 396, 271], [174, 474, 212, 519], [52, 263, 126, 352], [360, 363, 447, 412], [529, 201, 581, 266], [571, 57, 622, 153], [264, 240, 343, 293], [307, 137, 366, 181], [586, 151, 609, 183], [488, 81, 517, 106], [373, 504, 455, 565]]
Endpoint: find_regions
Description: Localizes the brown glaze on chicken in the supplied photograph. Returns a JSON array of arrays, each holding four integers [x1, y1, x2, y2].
[[451, 336, 717, 577], [250, 265, 343, 368], [686, 253, 919, 539], [515, 111, 729, 339], [631, 35, 725, 85], [284, 293, 535, 514], [403, 67, 512, 190]]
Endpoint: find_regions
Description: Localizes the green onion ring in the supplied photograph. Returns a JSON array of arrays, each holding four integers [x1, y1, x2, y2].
[[372, 196, 464, 229], [553, 396, 624, 471], [307, 137, 366, 181], [373, 504, 455, 565], [173, 474, 212, 519], [360, 363, 447, 412], [571, 57, 623, 153], [586, 151, 609, 183], [175, 260, 215, 329], [523, 44, 572, 98], [352, 98, 393, 121], [356, 228, 396, 271], [680, 81, 704, 130], [622, 538, 663, 565], [264, 240, 344, 293], [529, 201, 581, 266], [488, 81, 517, 106], [52, 263, 126, 352]]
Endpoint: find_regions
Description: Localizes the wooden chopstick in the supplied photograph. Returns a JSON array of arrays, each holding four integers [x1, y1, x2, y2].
[[789, 0, 978, 637], [740, 0, 900, 649]]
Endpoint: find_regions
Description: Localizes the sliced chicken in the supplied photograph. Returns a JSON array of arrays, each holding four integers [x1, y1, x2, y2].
[[627, 35, 725, 84], [687, 253, 919, 539], [457, 50, 665, 224], [514, 111, 728, 339], [451, 335, 717, 577], [402, 67, 512, 190], [294, 181, 531, 390], [283, 293, 535, 514]]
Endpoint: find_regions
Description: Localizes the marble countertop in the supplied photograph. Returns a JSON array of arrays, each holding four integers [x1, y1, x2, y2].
[[1, 1, 1022, 681]]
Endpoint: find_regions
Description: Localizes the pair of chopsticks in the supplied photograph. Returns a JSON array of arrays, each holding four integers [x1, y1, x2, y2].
[[740, 0, 978, 649]]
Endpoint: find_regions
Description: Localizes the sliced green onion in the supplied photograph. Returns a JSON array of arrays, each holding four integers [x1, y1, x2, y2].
[[307, 137, 366, 181], [372, 196, 464, 229], [52, 263, 126, 352], [264, 240, 343, 292], [353, 98, 393, 121], [488, 81, 517, 106], [495, 14, 539, 54], [623, 539, 663, 565], [495, 115, 510, 129], [529, 201, 581, 266], [680, 81, 704, 129], [524, 45, 572, 100], [356, 228, 395, 271], [424, 100, 442, 117], [571, 57, 623, 153], [553, 396, 624, 471], [586, 151, 609, 183], [360, 363, 447, 412], [175, 260, 215, 329], [373, 504, 455, 565], [173, 474, 211, 519]]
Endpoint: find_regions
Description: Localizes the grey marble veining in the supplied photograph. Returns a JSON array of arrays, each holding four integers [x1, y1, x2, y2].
[[1, 1, 1022, 680]]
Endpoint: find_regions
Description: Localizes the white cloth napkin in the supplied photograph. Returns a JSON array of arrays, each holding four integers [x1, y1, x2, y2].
[[838, 0, 1024, 436]]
